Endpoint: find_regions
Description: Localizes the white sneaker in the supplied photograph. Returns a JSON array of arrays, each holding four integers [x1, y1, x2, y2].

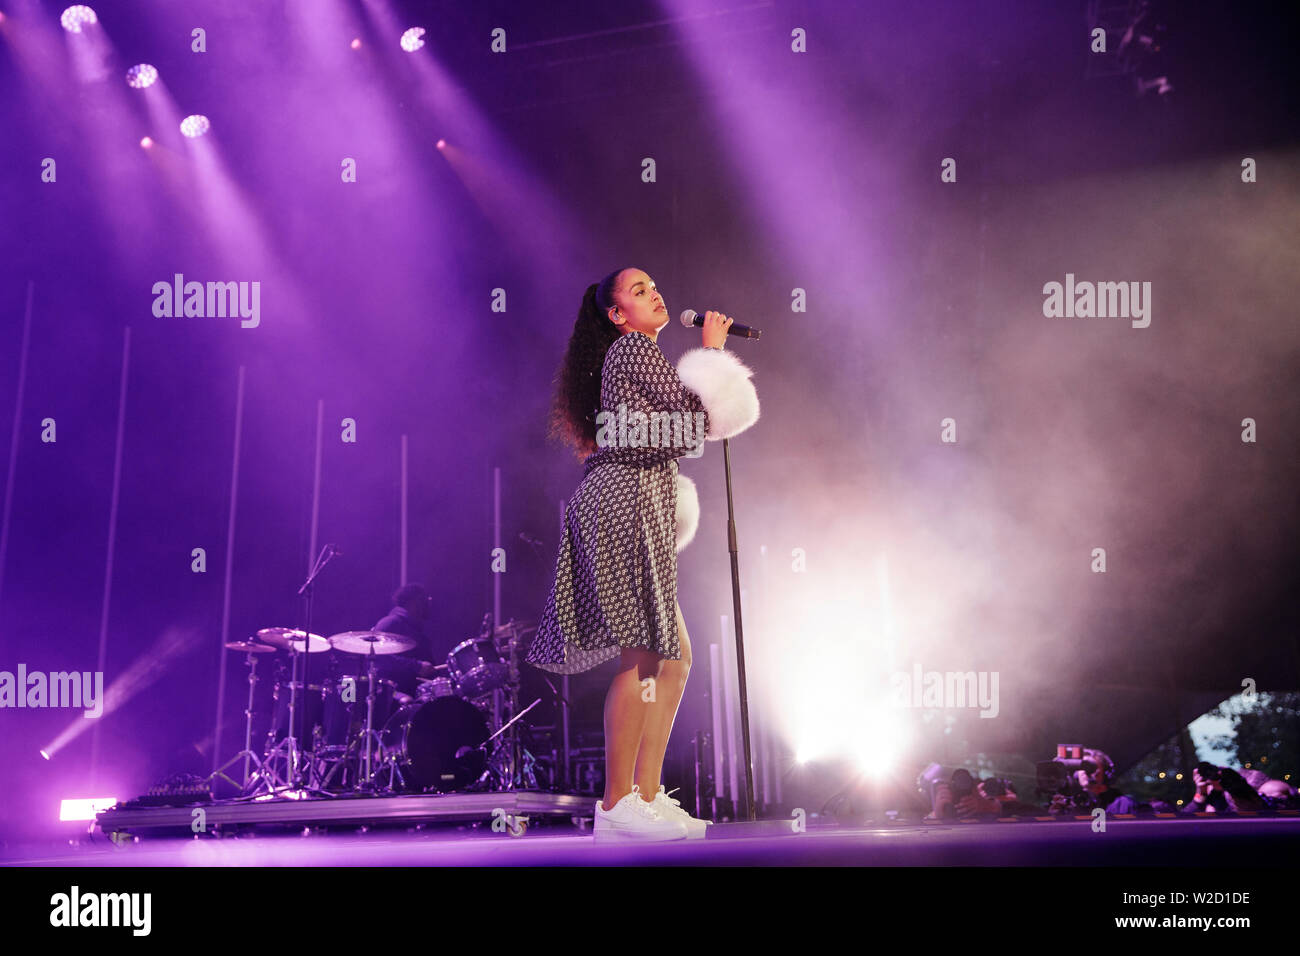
[[594, 785, 689, 843], [651, 785, 712, 838]]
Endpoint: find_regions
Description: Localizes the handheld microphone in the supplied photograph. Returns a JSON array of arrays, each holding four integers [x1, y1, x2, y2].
[[679, 309, 762, 340]]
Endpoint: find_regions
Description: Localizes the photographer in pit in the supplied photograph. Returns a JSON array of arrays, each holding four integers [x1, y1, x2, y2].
[[1241, 768, 1300, 810], [1183, 763, 1267, 813], [1181, 763, 1229, 813], [919, 764, 1040, 819], [920, 745, 1142, 820], [1040, 746, 1137, 815]]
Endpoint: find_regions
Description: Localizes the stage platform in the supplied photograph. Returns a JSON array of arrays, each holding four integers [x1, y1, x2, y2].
[[3, 799, 1296, 867], [93, 789, 591, 837]]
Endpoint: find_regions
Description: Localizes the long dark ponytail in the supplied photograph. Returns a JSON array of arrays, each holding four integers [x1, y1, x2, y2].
[[549, 268, 627, 459]]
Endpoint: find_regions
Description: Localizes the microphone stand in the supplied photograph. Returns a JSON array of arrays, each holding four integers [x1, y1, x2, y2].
[[293, 544, 338, 793], [721, 437, 757, 822]]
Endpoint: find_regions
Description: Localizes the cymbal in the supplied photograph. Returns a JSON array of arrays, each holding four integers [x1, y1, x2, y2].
[[328, 630, 416, 656], [493, 619, 537, 637], [256, 626, 331, 654], [225, 639, 276, 654]]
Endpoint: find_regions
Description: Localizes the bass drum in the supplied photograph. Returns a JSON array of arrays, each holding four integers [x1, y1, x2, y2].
[[380, 698, 488, 793]]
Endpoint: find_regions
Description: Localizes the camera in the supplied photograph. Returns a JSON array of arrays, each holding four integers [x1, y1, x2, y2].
[[917, 764, 983, 818], [980, 776, 1014, 799], [1035, 743, 1099, 810], [1193, 762, 1220, 782]]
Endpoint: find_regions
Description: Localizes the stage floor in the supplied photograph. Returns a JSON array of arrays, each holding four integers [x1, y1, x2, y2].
[[6, 816, 1298, 867]]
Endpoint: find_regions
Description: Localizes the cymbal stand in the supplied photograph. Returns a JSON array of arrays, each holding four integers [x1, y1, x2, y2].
[[315, 663, 387, 793], [482, 696, 542, 791], [208, 648, 277, 794], [536, 672, 575, 791], [256, 645, 324, 798], [356, 651, 389, 790]]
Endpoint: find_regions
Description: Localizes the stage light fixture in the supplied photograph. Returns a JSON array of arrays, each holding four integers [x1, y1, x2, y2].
[[350, 38, 361, 50], [436, 138, 446, 150], [180, 114, 210, 138], [125, 63, 157, 89], [400, 27, 425, 52], [60, 4, 97, 33], [140, 136, 153, 149]]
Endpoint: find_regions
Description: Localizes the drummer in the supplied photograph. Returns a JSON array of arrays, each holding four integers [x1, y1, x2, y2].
[[356, 583, 435, 697]]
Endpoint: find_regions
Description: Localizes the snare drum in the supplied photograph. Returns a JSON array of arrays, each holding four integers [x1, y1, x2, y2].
[[417, 677, 456, 702], [446, 637, 508, 698]]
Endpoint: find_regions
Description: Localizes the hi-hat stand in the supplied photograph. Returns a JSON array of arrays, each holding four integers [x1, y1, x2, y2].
[[208, 641, 280, 795]]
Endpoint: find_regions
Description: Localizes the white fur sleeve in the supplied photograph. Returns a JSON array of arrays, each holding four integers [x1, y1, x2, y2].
[[675, 472, 700, 553], [675, 348, 760, 441]]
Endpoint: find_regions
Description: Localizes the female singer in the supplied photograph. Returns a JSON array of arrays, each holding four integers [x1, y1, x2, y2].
[[526, 267, 760, 841]]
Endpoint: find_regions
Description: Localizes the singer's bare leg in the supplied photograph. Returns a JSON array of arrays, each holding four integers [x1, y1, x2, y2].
[[602, 647, 663, 810], [633, 601, 692, 799]]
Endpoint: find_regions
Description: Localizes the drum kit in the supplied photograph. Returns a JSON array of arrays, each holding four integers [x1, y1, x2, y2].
[[210, 617, 541, 799]]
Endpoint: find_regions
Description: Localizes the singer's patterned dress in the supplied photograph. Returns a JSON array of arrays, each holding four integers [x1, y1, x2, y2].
[[527, 331, 710, 674]]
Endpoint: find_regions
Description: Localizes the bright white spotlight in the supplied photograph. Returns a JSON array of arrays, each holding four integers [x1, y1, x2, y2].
[[400, 27, 426, 52], [350, 38, 362, 50], [180, 114, 211, 138], [435, 138, 446, 150], [125, 63, 158, 89], [60, 5, 97, 33], [59, 797, 117, 821], [852, 708, 909, 777], [39, 749, 51, 760], [140, 136, 153, 149]]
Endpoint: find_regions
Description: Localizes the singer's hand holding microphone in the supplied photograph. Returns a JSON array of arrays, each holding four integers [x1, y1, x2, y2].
[[679, 309, 762, 346], [701, 310, 731, 349]]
